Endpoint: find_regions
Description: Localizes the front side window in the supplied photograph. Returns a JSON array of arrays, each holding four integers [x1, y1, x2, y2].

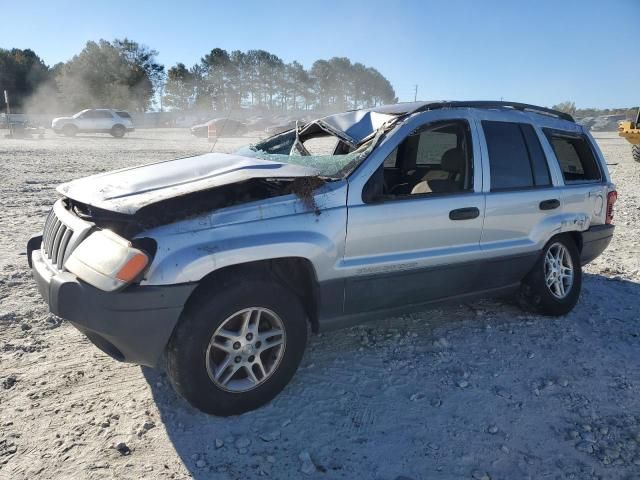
[[544, 131, 601, 183], [483, 121, 551, 191], [415, 130, 459, 166], [364, 120, 473, 201]]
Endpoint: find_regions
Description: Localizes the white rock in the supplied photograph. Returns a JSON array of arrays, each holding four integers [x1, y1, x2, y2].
[[471, 470, 491, 480], [299, 451, 316, 475]]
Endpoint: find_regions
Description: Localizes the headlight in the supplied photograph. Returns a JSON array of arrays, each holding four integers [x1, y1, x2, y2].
[[65, 230, 149, 292]]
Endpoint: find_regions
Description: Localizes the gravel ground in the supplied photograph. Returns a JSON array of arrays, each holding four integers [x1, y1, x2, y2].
[[0, 129, 639, 480]]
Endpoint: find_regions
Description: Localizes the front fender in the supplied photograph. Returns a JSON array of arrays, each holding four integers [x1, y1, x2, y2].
[[143, 230, 340, 285], [139, 190, 348, 286]]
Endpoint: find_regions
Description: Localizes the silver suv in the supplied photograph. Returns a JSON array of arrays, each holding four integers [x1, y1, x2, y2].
[[29, 101, 617, 415], [52, 109, 134, 137]]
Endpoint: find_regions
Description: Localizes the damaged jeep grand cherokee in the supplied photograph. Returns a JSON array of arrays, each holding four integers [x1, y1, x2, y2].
[[28, 101, 617, 416]]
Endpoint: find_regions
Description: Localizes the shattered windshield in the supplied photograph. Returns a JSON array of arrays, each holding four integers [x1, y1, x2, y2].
[[236, 128, 382, 179]]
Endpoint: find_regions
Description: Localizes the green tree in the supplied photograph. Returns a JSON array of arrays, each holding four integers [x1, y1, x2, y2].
[[163, 63, 194, 110], [0, 48, 51, 111], [552, 101, 577, 116], [56, 39, 163, 112]]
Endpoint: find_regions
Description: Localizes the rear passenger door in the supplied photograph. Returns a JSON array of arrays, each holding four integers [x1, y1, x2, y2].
[[542, 129, 607, 226], [479, 120, 561, 286]]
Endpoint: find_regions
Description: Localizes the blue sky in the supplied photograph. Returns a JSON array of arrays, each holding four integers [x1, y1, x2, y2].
[[3, 0, 639, 108]]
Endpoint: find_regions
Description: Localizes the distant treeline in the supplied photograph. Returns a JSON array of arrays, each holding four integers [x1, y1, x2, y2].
[[552, 101, 638, 119], [164, 49, 397, 113], [0, 42, 397, 114]]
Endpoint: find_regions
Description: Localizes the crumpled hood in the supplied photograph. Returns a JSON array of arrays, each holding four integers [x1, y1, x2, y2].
[[57, 152, 320, 214]]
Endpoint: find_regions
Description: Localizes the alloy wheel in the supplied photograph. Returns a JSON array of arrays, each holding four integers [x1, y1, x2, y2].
[[544, 242, 574, 299], [205, 307, 286, 392]]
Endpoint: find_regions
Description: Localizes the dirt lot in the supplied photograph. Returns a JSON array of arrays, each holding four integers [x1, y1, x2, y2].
[[0, 129, 639, 480]]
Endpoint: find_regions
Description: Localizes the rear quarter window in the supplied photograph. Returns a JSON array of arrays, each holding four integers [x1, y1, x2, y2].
[[544, 130, 601, 183]]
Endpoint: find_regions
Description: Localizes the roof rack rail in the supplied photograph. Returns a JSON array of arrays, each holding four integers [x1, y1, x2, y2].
[[412, 101, 575, 122]]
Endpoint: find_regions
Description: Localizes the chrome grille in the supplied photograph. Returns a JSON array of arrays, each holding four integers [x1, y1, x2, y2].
[[40, 201, 93, 271], [42, 210, 75, 269]]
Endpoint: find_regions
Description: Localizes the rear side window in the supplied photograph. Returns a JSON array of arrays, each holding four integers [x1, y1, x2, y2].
[[482, 121, 551, 190], [116, 111, 132, 119], [520, 124, 551, 186], [544, 130, 601, 183]]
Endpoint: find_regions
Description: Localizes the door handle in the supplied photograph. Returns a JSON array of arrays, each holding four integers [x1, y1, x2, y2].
[[449, 207, 480, 220], [539, 199, 560, 210]]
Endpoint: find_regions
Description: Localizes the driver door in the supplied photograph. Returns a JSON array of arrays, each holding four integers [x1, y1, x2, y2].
[[342, 115, 485, 314]]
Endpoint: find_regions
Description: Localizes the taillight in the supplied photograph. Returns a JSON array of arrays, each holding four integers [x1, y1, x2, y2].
[[606, 190, 617, 224]]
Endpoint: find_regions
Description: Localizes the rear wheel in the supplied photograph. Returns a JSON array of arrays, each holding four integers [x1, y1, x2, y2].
[[519, 235, 582, 316], [632, 144, 640, 163], [110, 124, 126, 138], [166, 276, 308, 416], [62, 124, 77, 137]]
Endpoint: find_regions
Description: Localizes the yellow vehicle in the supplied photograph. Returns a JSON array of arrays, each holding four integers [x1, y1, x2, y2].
[[618, 108, 640, 162]]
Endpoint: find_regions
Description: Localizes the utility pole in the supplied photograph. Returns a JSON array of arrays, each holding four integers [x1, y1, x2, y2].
[[414, 84, 418, 102], [3, 90, 12, 136]]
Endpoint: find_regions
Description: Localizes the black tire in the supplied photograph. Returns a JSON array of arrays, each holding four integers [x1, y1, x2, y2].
[[519, 235, 582, 316], [62, 124, 77, 137], [110, 124, 126, 138], [166, 275, 308, 416], [632, 144, 640, 163]]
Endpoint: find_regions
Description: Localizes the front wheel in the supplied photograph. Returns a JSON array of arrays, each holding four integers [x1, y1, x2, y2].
[[166, 276, 308, 416], [632, 144, 640, 163], [62, 124, 77, 137], [519, 235, 582, 316]]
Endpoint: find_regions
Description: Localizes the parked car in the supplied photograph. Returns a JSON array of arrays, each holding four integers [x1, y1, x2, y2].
[[190, 118, 248, 138], [29, 101, 616, 416], [52, 109, 134, 137]]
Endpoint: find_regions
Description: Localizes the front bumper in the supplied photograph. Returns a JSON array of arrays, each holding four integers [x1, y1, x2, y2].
[[29, 239, 196, 367], [580, 224, 615, 265]]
